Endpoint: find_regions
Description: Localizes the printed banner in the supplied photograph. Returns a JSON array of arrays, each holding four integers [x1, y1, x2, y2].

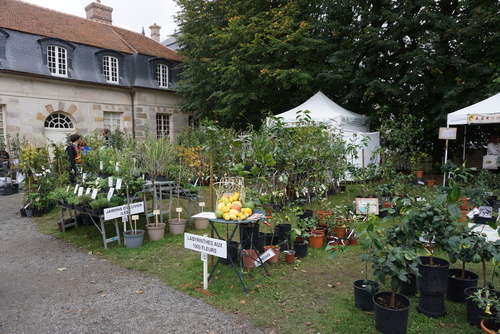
[[468, 113, 500, 124]]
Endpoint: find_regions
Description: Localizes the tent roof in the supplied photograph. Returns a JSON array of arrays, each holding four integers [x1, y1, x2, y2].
[[274, 91, 369, 131], [447, 93, 500, 125]]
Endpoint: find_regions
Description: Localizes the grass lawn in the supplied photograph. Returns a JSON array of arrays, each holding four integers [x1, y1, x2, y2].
[[34, 183, 491, 334]]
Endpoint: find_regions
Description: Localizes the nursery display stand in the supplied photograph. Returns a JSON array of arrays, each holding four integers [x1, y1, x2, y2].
[[208, 210, 270, 294]]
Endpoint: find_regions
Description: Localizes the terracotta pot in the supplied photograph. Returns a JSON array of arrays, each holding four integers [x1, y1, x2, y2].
[[458, 197, 469, 210], [309, 230, 325, 249], [317, 210, 332, 222], [327, 240, 339, 250], [242, 249, 258, 268], [427, 180, 436, 187], [333, 226, 347, 239], [264, 245, 280, 263], [348, 237, 358, 245], [481, 319, 499, 334], [416, 170, 424, 178], [283, 250, 295, 264]]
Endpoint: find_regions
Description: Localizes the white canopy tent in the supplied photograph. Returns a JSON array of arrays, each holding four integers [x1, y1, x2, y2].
[[447, 93, 500, 126], [273, 91, 380, 170], [445, 93, 500, 165], [274, 91, 370, 132]]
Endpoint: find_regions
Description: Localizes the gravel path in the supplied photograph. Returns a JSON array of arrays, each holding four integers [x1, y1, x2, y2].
[[0, 192, 271, 334]]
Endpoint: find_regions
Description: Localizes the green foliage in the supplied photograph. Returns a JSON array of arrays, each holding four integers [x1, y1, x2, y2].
[[176, 0, 499, 151]]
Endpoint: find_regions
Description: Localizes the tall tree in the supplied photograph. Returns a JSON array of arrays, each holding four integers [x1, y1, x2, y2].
[[175, 0, 499, 150]]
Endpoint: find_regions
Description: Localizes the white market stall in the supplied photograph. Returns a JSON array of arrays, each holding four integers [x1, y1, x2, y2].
[[445, 93, 500, 165], [273, 91, 380, 169]]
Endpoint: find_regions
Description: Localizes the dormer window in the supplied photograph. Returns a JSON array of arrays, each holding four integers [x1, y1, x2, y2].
[[39, 38, 75, 78], [156, 63, 169, 88], [47, 45, 67, 77], [103, 55, 119, 83]]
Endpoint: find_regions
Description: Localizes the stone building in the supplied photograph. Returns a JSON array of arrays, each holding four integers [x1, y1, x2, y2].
[[0, 0, 186, 148]]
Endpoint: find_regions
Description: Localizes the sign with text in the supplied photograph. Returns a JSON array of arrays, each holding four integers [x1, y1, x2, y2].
[[468, 113, 500, 124], [104, 202, 144, 220], [184, 233, 227, 259]]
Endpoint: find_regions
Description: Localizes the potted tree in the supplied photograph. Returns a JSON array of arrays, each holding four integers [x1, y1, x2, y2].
[[405, 182, 462, 317], [446, 227, 481, 303], [362, 218, 420, 334], [136, 132, 177, 240]]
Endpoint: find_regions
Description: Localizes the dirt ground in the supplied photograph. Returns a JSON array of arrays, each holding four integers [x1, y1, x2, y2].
[[0, 192, 271, 334]]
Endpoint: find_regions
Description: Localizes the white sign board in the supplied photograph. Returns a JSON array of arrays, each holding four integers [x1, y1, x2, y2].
[[184, 233, 227, 258], [104, 202, 145, 220], [254, 248, 274, 267]]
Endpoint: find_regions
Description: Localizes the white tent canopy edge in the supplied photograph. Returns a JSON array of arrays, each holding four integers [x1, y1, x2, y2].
[[444, 92, 500, 175]]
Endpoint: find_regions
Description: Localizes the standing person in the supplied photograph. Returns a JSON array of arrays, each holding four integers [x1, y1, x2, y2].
[[66, 134, 81, 183], [0, 149, 10, 175], [487, 135, 500, 155], [102, 128, 111, 148]]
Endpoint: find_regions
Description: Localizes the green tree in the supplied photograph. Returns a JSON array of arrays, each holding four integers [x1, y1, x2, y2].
[[175, 0, 499, 150]]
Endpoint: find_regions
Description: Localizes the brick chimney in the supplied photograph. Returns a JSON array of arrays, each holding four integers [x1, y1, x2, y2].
[[85, 1, 113, 25], [149, 23, 161, 43]]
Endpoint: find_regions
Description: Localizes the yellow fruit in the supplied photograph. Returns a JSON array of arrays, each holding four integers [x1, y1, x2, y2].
[[233, 192, 240, 201], [229, 209, 239, 215], [223, 213, 231, 221], [240, 213, 248, 220], [241, 207, 252, 215], [216, 202, 225, 211], [229, 213, 237, 220], [222, 206, 231, 213]]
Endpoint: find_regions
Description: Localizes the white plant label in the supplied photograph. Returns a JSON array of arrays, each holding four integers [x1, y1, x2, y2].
[[115, 162, 120, 172], [116, 178, 122, 190], [107, 188, 114, 201], [108, 177, 113, 188], [199, 202, 205, 207], [77, 187, 84, 196], [91, 188, 98, 199], [153, 210, 160, 215], [100, 161, 103, 171], [132, 215, 139, 221], [66, 185, 70, 192], [73, 185, 79, 194], [86, 187, 92, 195], [176, 208, 182, 213]]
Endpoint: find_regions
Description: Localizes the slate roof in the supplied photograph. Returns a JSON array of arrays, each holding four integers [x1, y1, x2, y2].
[[0, 0, 181, 62]]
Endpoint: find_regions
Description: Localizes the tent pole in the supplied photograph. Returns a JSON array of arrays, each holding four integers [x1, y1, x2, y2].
[[463, 126, 467, 161]]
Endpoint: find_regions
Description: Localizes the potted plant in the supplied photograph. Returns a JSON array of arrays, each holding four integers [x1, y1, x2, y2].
[[136, 131, 177, 240], [406, 184, 462, 318], [362, 217, 420, 334], [467, 287, 500, 330], [463, 229, 500, 327], [89, 197, 113, 216], [446, 227, 481, 303]]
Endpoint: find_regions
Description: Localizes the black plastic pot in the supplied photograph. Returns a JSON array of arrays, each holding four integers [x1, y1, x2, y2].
[[297, 209, 313, 220], [398, 274, 417, 297], [417, 256, 450, 295], [353, 279, 379, 311], [447, 268, 480, 303], [417, 292, 446, 318], [276, 224, 292, 240], [239, 224, 259, 249], [373, 291, 410, 334], [219, 241, 239, 265], [294, 241, 308, 258], [465, 287, 500, 328]]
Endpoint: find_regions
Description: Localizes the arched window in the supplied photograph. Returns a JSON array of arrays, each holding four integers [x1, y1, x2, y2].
[[44, 113, 73, 129]]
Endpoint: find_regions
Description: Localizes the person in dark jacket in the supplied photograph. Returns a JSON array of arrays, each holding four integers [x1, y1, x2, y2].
[[0, 149, 10, 176], [66, 134, 81, 183]]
